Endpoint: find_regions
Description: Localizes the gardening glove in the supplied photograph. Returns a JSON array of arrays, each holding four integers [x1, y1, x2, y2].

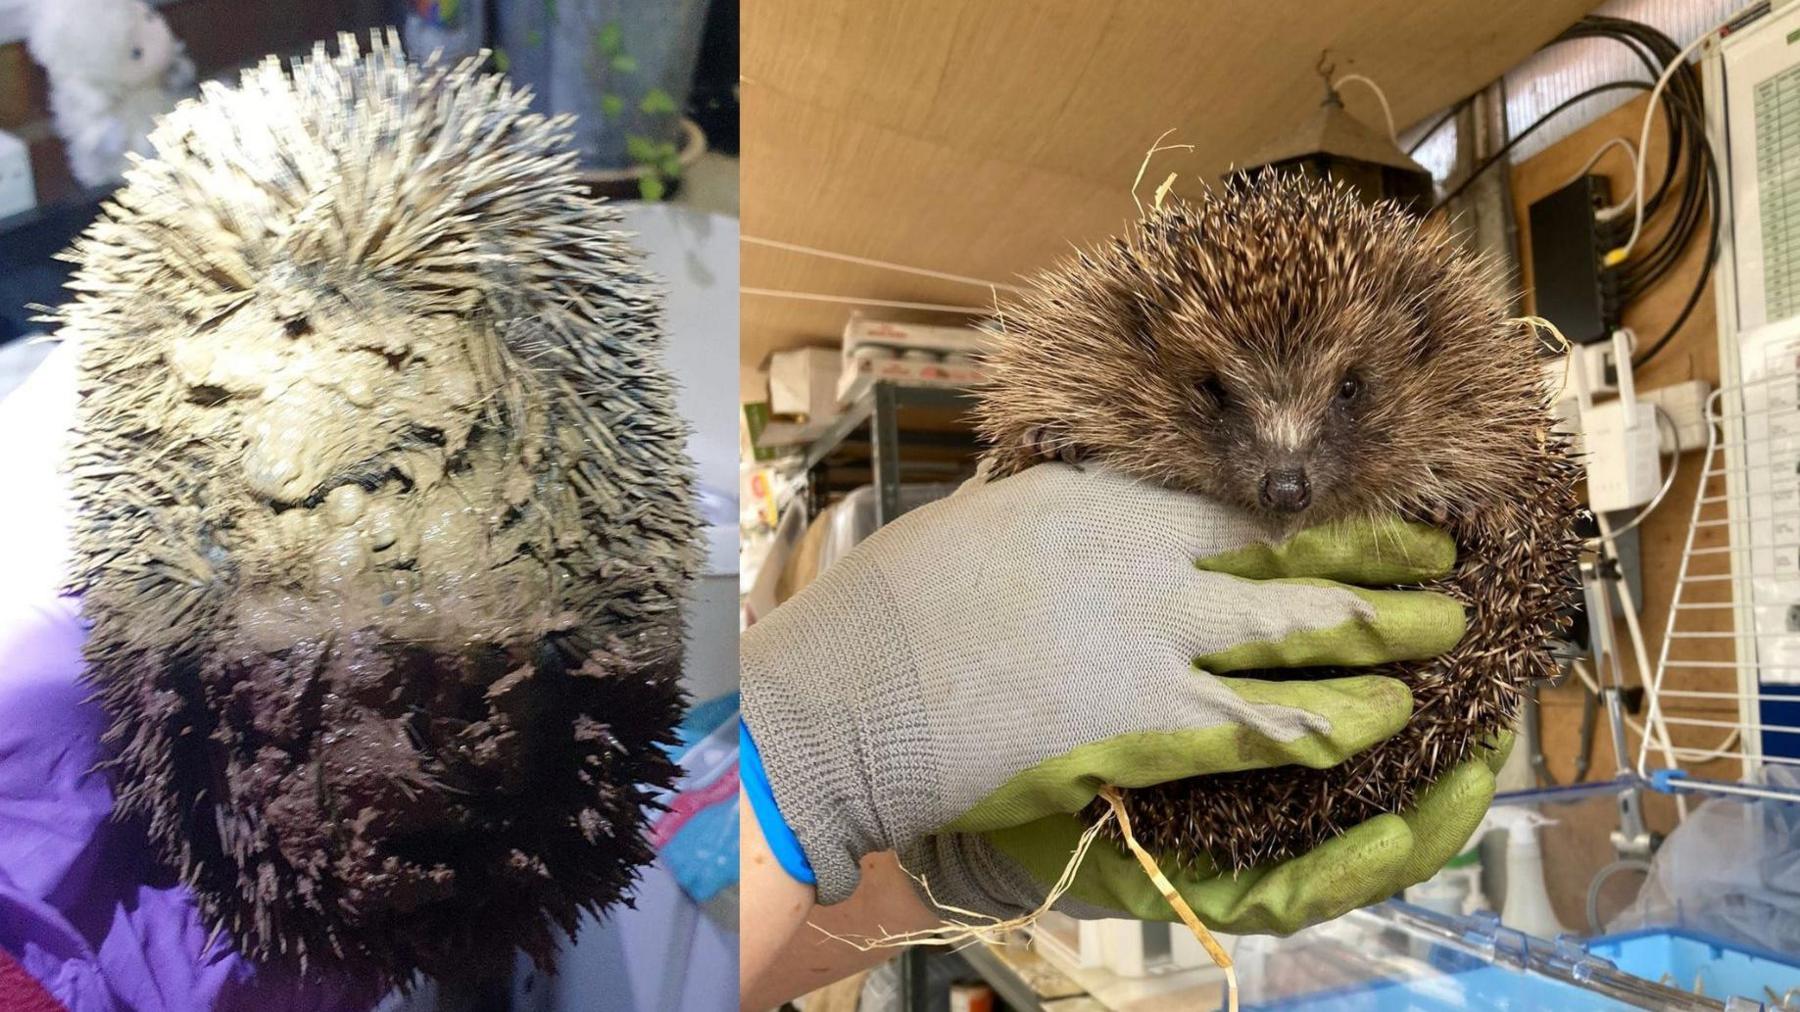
[[964, 734, 1512, 934], [739, 462, 1466, 923]]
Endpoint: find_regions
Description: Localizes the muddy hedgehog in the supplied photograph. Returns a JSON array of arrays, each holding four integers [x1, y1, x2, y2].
[[57, 34, 698, 983], [977, 172, 1581, 872]]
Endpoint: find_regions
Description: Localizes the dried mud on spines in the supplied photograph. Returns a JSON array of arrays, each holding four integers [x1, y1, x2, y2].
[[62, 34, 698, 986]]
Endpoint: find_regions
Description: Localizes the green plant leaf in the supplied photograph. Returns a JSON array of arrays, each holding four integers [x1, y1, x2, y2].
[[639, 87, 678, 115], [597, 22, 623, 56], [625, 134, 659, 163], [527, 28, 543, 46], [544, 0, 558, 20], [611, 54, 638, 74], [492, 48, 510, 72], [441, 0, 461, 22], [639, 174, 666, 201], [659, 156, 683, 178], [601, 94, 626, 118]]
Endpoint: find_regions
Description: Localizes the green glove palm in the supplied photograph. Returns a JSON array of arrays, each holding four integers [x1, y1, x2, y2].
[[915, 506, 1493, 931], [984, 739, 1509, 933]]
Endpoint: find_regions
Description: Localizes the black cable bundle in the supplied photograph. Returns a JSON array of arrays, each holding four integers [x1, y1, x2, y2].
[[1426, 14, 1729, 368], [1563, 16, 1720, 368]]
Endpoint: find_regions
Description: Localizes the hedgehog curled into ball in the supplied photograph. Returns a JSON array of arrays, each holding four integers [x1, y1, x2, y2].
[[59, 35, 698, 983], [977, 172, 1581, 872]]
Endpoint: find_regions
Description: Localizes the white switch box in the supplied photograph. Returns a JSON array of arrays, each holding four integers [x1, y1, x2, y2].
[[1640, 379, 1713, 453], [0, 129, 34, 221], [1583, 398, 1663, 512]]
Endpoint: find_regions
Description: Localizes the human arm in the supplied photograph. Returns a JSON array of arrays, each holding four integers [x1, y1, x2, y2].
[[739, 791, 942, 1011]]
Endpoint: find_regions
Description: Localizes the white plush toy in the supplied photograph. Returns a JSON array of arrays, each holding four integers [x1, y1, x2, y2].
[[25, 0, 194, 188]]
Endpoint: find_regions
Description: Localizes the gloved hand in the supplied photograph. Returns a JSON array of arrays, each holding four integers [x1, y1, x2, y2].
[[968, 738, 1510, 933], [0, 341, 376, 1012], [740, 462, 1478, 931]]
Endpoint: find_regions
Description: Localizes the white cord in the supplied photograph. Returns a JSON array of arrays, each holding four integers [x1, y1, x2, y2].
[[1334, 74, 1398, 147], [1593, 509, 1690, 818], [739, 288, 993, 314], [1674, 727, 1742, 764], [1612, 11, 1739, 264], [1572, 648, 1666, 757], [741, 236, 1027, 294], [1602, 407, 1682, 541], [1559, 136, 1640, 221]]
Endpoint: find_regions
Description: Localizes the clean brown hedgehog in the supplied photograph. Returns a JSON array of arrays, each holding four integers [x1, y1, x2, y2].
[[977, 171, 1582, 872], [57, 34, 699, 984]]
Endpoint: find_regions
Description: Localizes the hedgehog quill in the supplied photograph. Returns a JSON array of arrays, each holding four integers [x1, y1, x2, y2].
[[977, 173, 1582, 872], [58, 34, 698, 983]]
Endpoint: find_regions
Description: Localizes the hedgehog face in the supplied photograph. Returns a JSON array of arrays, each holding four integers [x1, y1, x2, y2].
[[1147, 279, 1446, 525], [167, 294, 564, 653], [981, 173, 1537, 532]]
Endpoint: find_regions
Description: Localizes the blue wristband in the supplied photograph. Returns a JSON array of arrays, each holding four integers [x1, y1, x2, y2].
[[739, 718, 816, 886]]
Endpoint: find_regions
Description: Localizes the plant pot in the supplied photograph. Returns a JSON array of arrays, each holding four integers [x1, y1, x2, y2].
[[493, 0, 710, 195], [578, 117, 708, 201]]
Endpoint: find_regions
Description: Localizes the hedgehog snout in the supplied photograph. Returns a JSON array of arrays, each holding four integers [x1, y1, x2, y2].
[[1258, 465, 1311, 513]]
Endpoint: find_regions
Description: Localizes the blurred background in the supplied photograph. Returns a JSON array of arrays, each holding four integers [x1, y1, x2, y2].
[[0, 0, 737, 369]]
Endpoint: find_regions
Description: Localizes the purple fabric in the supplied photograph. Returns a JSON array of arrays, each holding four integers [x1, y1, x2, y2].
[[0, 342, 377, 1011]]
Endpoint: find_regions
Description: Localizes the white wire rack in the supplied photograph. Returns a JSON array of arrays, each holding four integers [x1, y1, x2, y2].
[[1644, 360, 1800, 803]]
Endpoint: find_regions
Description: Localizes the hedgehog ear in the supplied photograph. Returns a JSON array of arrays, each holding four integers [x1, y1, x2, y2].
[[1021, 422, 1081, 466], [1123, 292, 1160, 353], [1402, 301, 1437, 364]]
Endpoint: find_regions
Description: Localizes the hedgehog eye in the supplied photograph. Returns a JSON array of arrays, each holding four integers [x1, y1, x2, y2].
[[1336, 375, 1361, 403], [1194, 375, 1228, 405]]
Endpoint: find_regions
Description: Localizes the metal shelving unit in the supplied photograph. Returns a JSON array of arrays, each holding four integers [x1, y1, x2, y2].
[[797, 380, 979, 526]]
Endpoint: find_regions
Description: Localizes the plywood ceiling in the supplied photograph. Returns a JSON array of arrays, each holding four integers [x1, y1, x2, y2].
[[741, 0, 1600, 394]]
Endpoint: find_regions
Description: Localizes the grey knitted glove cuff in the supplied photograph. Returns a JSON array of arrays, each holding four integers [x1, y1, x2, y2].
[[898, 835, 1120, 923], [740, 551, 937, 904]]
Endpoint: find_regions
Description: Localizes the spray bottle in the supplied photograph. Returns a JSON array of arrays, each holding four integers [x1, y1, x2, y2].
[[1483, 808, 1567, 938]]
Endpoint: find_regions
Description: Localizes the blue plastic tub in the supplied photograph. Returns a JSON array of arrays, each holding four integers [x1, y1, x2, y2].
[[1248, 964, 1643, 1010], [1584, 927, 1800, 1004]]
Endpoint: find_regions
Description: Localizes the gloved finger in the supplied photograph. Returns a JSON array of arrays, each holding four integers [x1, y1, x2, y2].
[[1196, 517, 1456, 586], [1480, 731, 1516, 775], [1192, 580, 1464, 672], [1207, 673, 1415, 768], [983, 756, 1499, 932], [1383, 756, 1498, 893], [988, 806, 1417, 934], [938, 676, 1412, 834]]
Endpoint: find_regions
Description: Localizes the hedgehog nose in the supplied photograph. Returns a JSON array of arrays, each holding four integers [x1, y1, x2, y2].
[[1259, 467, 1311, 513]]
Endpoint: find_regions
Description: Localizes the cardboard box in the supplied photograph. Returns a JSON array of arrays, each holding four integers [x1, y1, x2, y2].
[[767, 346, 842, 419], [842, 315, 989, 360], [836, 350, 985, 406]]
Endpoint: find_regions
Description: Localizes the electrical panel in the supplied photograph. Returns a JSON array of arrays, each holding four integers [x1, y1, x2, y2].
[[1528, 175, 1618, 345]]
